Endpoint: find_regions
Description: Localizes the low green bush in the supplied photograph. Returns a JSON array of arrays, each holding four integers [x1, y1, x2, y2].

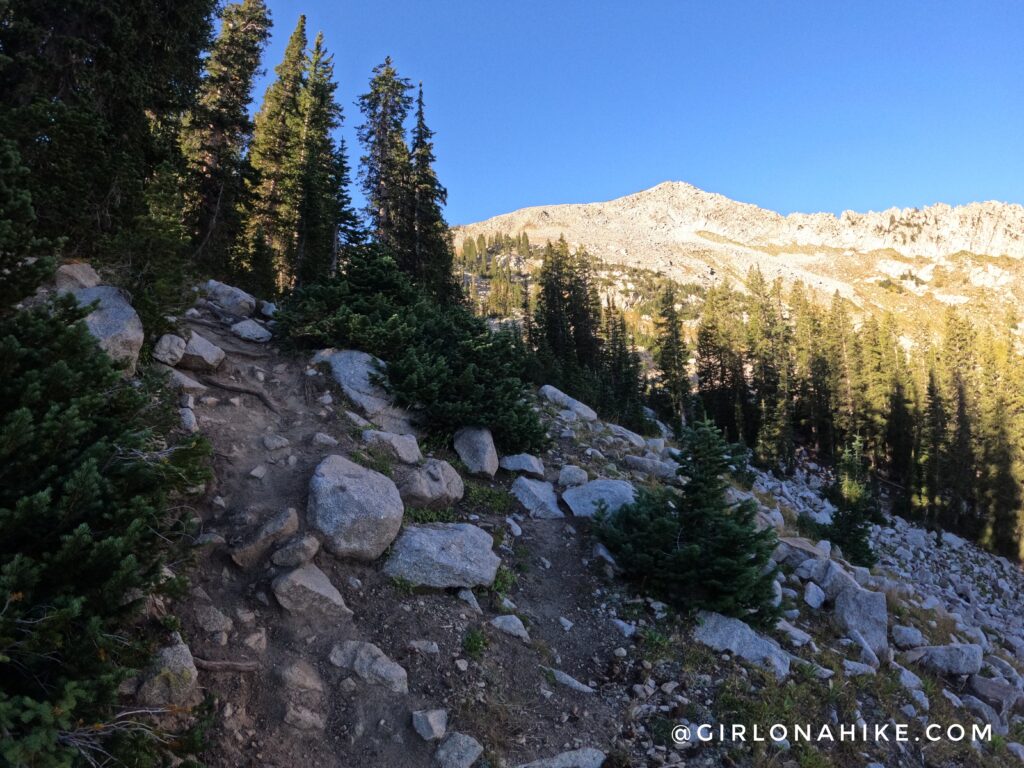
[[0, 296, 209, 766], [278, 245, 546, 452], [596, 419, 781, 628]]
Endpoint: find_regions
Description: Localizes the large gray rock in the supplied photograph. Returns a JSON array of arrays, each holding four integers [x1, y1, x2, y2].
[[412, 709, 448, 741], [772, 537, 829, 568], [453, 427, 499, 479], [383, 523, 500, 588], [623, 454, 678, 480], [73, 286, 144, 372], [230, 319, 272, 343], [562, 479, 636, 518], [153, 334, 187, 366], [396, 459, 464, 508], [905, 644, 984, 676], [312, 349, 414, 434], [328, 640, 407, 694], [558, 465, 588, 487], [511, 477, 563, 519], [204, 279, 256, 316], [272, 563, 353, 619], [490, 614, 531, 643], [514, 749, 607, 768], [435, 732, 483, 768], [153, 363, 207, 394], [499, 453, 545, 479], [539, 384, 597, 421], [692, 611, 791, 680], [307, 455, 403, 560], [231, 507, 299, 568], [606, 423, 646, 449], [969, 675, 1022, 715], [55, 262, 101, 292], [892, 624, 925, 649], [178, 331, 225, 372], [136, 636, 202, 708], [833, 585, 888, 657], [363, 429, 423, 464]]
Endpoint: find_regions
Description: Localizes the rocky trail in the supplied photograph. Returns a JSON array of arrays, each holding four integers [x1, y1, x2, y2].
[[60, 270, 1024, 767]]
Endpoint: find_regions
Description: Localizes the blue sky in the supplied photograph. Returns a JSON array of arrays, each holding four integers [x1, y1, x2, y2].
[[254, 0, 1024, 225]]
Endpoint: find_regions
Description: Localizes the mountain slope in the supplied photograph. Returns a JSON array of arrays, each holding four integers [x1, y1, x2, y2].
[[455, 182, 1024, 326]]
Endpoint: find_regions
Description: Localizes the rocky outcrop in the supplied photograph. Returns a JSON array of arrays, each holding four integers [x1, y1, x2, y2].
[[383, 523, 500, 588], [562, 479, 636, 518], [453, 427, 499, 478], [312, 349, 415, 435], [396, 459, 464, 508], [307, 455, 404, 560], [72, 285, 144, 372]]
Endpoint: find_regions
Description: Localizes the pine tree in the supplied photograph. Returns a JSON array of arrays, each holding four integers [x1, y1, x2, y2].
[[0, 140, 54, 308], [824, 437, 877, 566], [247, 15, 308, 290], [653, 284, 689, 427], [181, 0, 271, 274], [292, 32, 359, 285], [409, 83, 458, 299], [357, 57, 414, 261], [596, 419, 780, 628]]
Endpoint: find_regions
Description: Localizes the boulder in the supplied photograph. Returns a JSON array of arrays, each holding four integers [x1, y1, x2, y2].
[[562, 479, 636, 518], [271, 535, 321, 567], [693, 611, 791, 680], [539, 384, 597, 421], [154, 363, 207, 393], [178, 331, 225, 372], [312, 349, 414, 434], [803, 582, 826, 610], [363, 429, 423, 464], [772, 537, 828, 568], [892, 624, 925, 649], [969, 675, 1022, 715], [499, 453, 545, 479], [514, 749, 606, 768], [383, 523, 500, 588], [490, 614, 531, 643], [72, 286, 144, 372], [307, 455, 404, 560], [136, 636, 202, 708], [279, 660, 324, 693], [453, 427, 499, 479], [179, 407, 198, 433], [231, 507, 299, 568], [623, 454, 677, 480], [55, 262, 101, 292], [396, 459, 464, 508], [204, 279, 256, 316], [558, 465, 588, 487], [412, 709, 448, 741], [230, 319, 272, 343], [272, 563, 353, 619], [833, 585, 888, 657], [905, 644, 984, 676], [328, 640, 407, 694], [153, 334, 187, 366], [511, 477, 563, 519], [606, 424, 646, 449], [435, 732, 483, 768]]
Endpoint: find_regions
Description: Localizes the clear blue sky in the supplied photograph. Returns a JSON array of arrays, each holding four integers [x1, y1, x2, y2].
[[254, 0, 1024, 225]]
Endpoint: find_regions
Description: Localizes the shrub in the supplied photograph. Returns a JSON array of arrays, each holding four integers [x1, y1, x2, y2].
[[596, 419, 781, 628], [0, 296, 209, 766], [277, 245, 546, 452]]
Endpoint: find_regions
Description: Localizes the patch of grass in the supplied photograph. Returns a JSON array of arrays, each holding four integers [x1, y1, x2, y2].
[[352, 446, 394, 477], [406, 506, 456, 524], [464, 481, 514, 515], [640, 628, 671, 659], [491, 565, 517, 596], [390, 576, 416, 595], [463, 627, 488, 659]]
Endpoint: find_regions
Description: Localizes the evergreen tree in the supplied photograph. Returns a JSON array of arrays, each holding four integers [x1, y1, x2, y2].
[[653, 284, 689, 427], [247, 15, 307, 289], [0, 140, 54, 308], [357, 57, 414, 261], [596, 419, 780, 628], [292, 32, 359, 285], [181, 0, 271, 274], [409, 83, 458, 299], [824, 437, 877, 566], [0, 0, 215, 256]]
